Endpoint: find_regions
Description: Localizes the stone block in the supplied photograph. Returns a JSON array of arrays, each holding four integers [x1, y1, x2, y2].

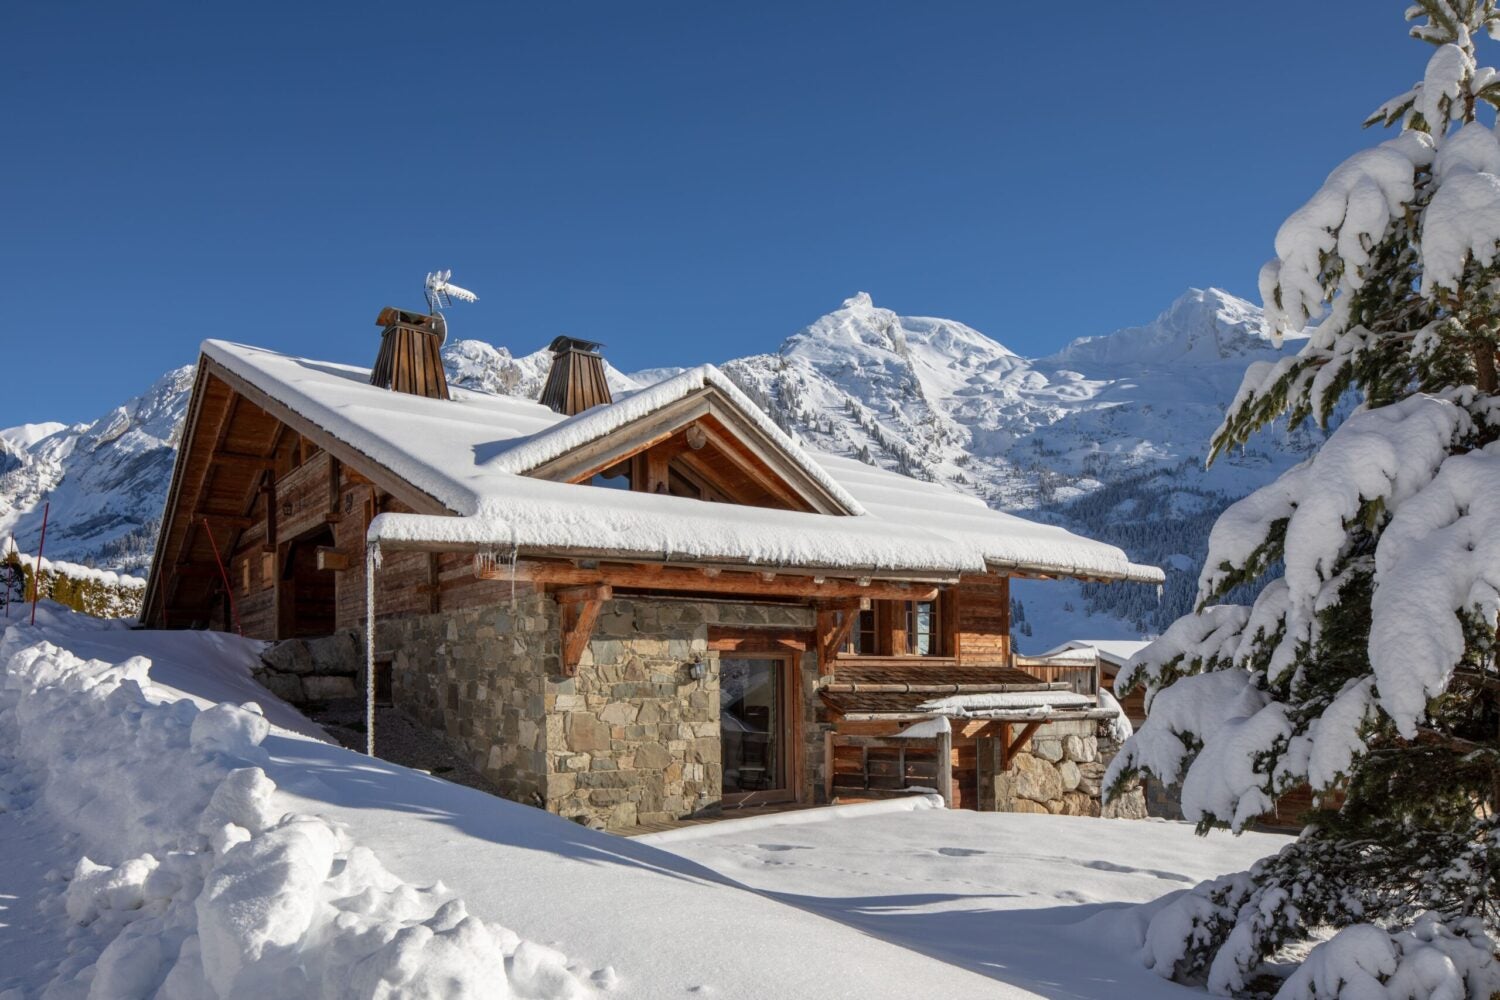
[[303, 675, 358, 700], [1031, 738, 1064, 763], [1058, 759, 1082, 792], [1059, 791, 1090, 816], [261, 638, 315, 676], [257, 672, 305, 703], [565, 713, 611, 752], [1007, 798, 1051, 815], [599, 702, 639, 726], [1010, 752, 1064, 804], [634, 742, 672, 770], [559, 754, 591, 772], [1063, 734, 1097, 763], [1103, 787, 1149, 820]]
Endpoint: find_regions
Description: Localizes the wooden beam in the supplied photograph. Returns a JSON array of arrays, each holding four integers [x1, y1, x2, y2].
[[816, 608, 859, 677], [328, 457, 342, 516], [195, 512, 256, 529], [707, 632, 810, 654], [212, 449, 277, 469], [263, 479, 278, 552], [1001, 720, 1044, 771], [554, 583, 613, 605], [476, 560, 940, 602], [558, 586, 610, 677], [316, 547, 349, 571]]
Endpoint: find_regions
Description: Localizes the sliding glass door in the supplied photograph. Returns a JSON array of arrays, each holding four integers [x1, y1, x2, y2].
[[719, 656, 793, 804]]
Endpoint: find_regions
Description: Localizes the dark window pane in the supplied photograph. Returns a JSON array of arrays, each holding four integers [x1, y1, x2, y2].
[[720, 658, 783, 794]]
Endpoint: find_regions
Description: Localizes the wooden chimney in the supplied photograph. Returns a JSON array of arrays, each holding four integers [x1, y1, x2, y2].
[[540, 336, 612, 415], [370, 308, 450, 400]]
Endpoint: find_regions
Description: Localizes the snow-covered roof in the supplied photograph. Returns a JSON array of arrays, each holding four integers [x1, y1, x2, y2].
[[914, 690, 1114, 722], [201, 339, 1162, 583], [1042, 639, 1154, 670]]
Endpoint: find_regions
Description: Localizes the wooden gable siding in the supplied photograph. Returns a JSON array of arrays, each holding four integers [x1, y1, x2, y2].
[[222, 458, 534, 641], [531, 389, 855, 516], [954, 573, 1010, 667]]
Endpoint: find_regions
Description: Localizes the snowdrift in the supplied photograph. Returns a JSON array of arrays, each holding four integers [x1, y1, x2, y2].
[[0, 623, 602, 999]]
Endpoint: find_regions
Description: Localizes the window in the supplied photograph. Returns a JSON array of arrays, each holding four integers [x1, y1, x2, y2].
[[587, 462, 632, 491], [842, 596, 946, 657], [850, 608, 877, 655], [905, 599, 940, 656]]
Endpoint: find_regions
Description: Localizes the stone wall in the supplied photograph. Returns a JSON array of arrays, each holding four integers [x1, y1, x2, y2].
[[548, 598, 822, 830], [382, 593, 557, 807], [979, 719, 1146, 819], [377, 593, 823, 832], [256, 630, 363, 705]]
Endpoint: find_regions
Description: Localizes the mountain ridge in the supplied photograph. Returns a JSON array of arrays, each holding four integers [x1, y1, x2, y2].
[[0, 288, 1316, 645]]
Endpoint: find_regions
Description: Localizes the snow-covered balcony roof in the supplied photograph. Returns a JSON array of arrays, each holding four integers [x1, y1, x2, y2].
[[201, 339, 1162, 584]]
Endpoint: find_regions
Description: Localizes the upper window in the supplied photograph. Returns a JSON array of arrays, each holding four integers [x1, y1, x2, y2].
[[906, 599, 938, 656], [843, 597, 946, 657], [850, 608, 877, 655]]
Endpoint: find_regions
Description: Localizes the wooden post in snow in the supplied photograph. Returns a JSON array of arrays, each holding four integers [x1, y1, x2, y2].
[[30, 503, 48, 626], [937, 717, 953, 809]]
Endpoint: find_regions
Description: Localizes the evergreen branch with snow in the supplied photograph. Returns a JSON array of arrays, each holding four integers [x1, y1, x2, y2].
[[1107, 6, 1500, 997]]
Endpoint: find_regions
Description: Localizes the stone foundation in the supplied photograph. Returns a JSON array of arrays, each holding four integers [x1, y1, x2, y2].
[[255, 630, 363, 705], [383, 594, 556, 807], [980, 719, 1147, 818], [376, 594, 823, 832]]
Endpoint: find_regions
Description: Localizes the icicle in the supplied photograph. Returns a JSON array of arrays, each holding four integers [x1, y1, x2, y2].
[[365, 541, 378, 757], [508, 544, 519, 612], [1156, 584, 1164, 602]]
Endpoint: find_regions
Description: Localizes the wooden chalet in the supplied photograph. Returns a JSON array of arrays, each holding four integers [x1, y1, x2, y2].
[[142, 307, 1163, 830]]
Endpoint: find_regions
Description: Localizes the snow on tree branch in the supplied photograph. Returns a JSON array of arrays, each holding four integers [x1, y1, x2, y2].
[[1371, 441, 1500, 735]]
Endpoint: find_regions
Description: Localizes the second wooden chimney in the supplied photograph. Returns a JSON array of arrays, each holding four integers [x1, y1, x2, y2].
[[540, 336, 612, 415], [370, 308, 450, 400]]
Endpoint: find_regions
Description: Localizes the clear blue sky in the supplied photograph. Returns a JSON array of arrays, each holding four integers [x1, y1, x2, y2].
[[1, 2, 1433, 427]]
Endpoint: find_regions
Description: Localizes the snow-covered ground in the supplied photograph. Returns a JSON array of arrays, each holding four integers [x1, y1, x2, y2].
[[0, 605, 1290, 999], [641, 805, 1289, 999]]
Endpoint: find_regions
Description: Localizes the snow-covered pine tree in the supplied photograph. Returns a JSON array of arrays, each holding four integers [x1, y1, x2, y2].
[[1104, 4, 1500, 997]]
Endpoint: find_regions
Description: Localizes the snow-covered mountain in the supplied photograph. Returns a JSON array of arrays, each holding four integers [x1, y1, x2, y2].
[[0, 289, 1318, 645], [725, 288, 1313, 509], [717, 289, 1321, 645]]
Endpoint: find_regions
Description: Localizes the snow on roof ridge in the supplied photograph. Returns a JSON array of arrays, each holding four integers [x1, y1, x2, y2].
[[482, 362, 868, 516], [198, 339, 1161, 584]]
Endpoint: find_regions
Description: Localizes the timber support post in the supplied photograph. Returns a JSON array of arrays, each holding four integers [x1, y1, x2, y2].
[[937, 720, 953, 808], [556, 584, 611, 677], [814, 600, 862, 676]]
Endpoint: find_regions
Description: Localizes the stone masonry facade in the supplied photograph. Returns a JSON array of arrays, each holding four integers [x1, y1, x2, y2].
[[379, 594, 824, 831], [979, 718, 1147, 819], [291, 595, 1141, 830]]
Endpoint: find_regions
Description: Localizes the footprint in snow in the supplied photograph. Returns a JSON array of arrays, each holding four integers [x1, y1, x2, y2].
[[755, 844, 811, 852], [935, 847, 987, 857], [1081, 859, 1194, 883]]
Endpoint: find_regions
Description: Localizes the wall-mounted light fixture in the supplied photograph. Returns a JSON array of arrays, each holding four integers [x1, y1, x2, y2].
[[688, 653, 707, 681]]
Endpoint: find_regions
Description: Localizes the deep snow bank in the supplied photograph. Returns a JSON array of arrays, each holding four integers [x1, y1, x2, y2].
[[0, 625, 603, 999]]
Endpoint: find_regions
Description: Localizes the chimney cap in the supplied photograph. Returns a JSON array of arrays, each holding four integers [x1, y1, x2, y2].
[[548, 335, 605, 356]]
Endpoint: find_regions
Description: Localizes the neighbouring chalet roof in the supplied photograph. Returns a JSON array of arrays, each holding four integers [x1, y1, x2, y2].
[[196, 339, 1164, 584], [1040, 639, 1154, 672]]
